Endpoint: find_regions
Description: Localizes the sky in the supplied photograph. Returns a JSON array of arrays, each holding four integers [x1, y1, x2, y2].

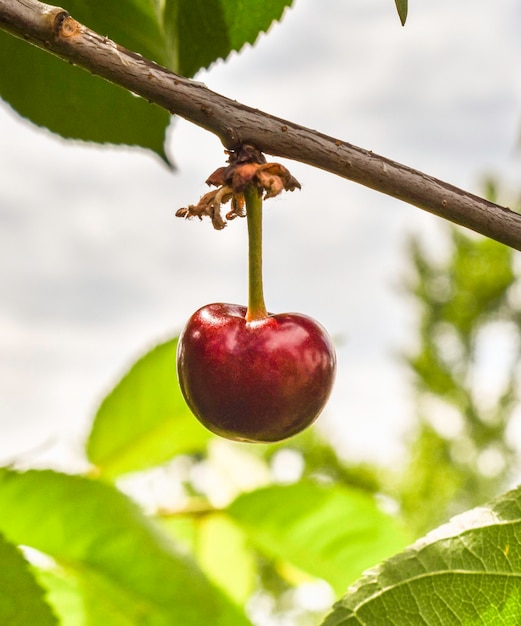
[[1, 0, 521, 471]]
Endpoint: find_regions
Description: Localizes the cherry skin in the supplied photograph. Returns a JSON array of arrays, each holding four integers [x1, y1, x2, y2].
[[177, 303, 336, 443]]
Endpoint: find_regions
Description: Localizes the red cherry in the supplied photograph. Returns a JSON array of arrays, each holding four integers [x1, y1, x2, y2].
[[177, 303, 336, 443]]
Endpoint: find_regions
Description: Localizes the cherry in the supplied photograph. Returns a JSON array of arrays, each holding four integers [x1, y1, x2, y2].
[[176, 154, 336, 442], [177, 303, 336, 442]]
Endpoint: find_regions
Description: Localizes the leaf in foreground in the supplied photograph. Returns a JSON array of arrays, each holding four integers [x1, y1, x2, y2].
[[323, 484, 521, 625], [161, 512, 257, 605], [227, 481, 409, 595], [87, 338, 210, 479], [33, 569, 84, 626], [0, 468, 251, 626], [0, 532, 57, 626]]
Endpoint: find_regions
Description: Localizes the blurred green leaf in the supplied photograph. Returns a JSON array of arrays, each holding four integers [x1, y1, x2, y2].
[[162, 512, 257, 605], [406, 229, 515, 352], [33, 569, 85, 626], [0, 533, 57, 626], [400, 224, 520, 534], [394, 0, 408, 25], [87, 338, 211, 479], [0, 468, 251, 626], [227, 481, 409, 595], [397, 425, 464, 536], [37, 565, 161, 626], [444, 231, 515, 336], [323, 484, 521, 625]]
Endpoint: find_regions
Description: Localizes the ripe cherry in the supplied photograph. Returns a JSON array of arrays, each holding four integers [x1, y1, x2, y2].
[[177, 303, 336, 442], [176, 156, 336, 443]]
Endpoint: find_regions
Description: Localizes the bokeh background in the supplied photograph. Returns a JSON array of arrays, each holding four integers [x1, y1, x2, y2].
[[1, 0, 520, 469]]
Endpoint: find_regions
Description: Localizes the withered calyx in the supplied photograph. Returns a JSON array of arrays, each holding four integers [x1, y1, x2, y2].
[[176, 144, 301, 230]]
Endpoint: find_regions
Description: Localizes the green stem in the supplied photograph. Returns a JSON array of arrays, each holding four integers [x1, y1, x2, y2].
[[245, 185, 268, 321]]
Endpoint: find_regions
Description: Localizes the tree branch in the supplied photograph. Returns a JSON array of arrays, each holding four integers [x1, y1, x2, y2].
[[2, 0, 521, 249]]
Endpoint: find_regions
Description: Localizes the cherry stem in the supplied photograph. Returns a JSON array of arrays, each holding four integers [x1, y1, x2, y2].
[[245, 185, 268, 322]]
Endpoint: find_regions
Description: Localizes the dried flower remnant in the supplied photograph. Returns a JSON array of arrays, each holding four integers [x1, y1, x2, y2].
[[176, 144, 301, 230]]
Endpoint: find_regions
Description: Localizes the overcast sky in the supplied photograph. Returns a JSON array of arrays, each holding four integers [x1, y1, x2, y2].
[[1, 0, 520, 469]]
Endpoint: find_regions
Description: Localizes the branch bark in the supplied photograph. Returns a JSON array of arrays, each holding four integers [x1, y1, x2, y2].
[[2, 0, 521, 249]]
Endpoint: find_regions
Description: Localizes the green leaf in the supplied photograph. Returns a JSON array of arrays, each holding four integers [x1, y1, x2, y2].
[[164, 0, 295, 77], [0, 468, 252, 626], [161, 512, 257, 604], [0, 0, 171, 159], [87, 338, 211, 479], [33, 569, 85, 626], [444, 231, 515, 334], [0, 0, 293, 157], [322, 484, 521, 625], [0, 532, 57, 626], [0, 29, 170, 161], [227, 481, 409, 595], [394, 0, 408, 25]]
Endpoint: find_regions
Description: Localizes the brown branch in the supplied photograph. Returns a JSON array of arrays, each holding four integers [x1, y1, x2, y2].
[[2, 0, 521, 249]]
